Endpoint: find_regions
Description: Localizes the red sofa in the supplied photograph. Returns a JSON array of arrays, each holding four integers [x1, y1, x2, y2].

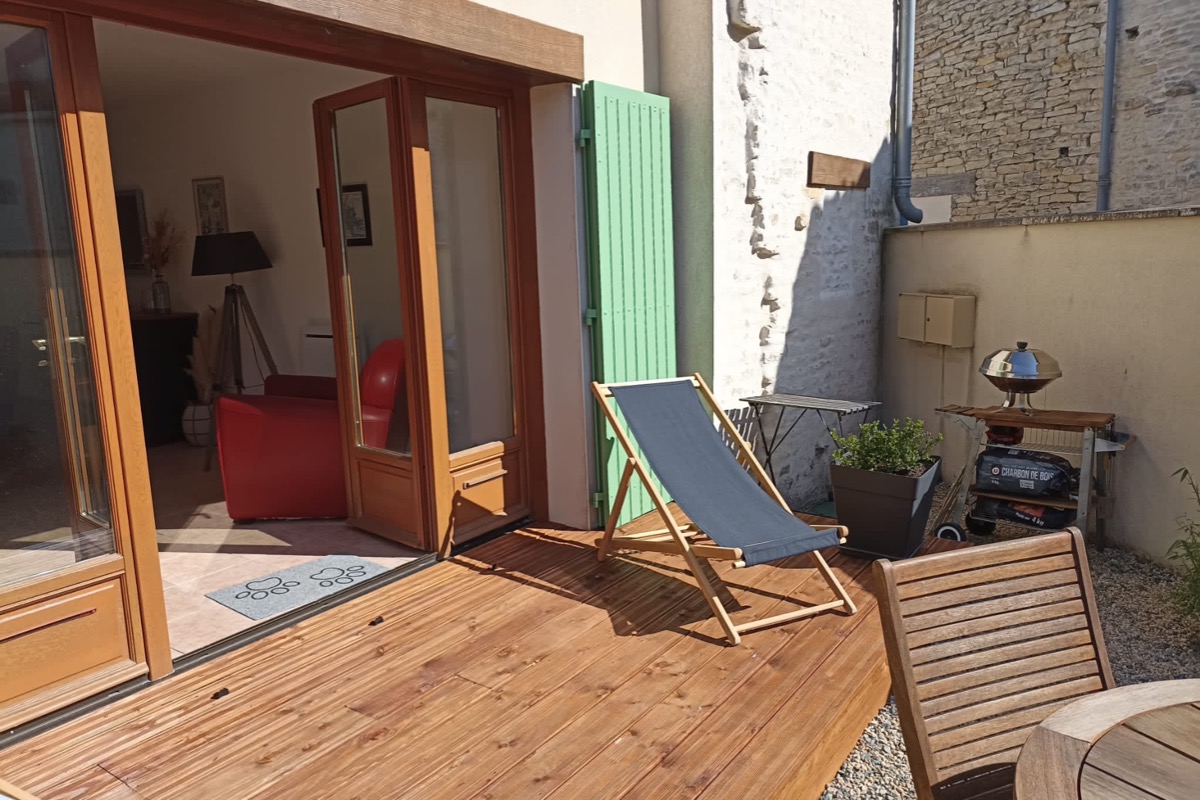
[[216, 339, 405, 521]]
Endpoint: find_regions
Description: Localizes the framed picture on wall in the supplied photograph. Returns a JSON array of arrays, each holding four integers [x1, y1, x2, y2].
[[192, 176, 228, 235], [340, 183, 372, 247]]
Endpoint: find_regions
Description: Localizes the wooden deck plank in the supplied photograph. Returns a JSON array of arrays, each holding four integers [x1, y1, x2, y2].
[[698, 561, 893, 799], [28, 766, 142, 800], [421, 541, 835, 800], [98, 535, 682, 799], [489, 554, 871, 800], [0, 522, 962, 800], [608, 557, 884, 799], [245, 551, 711, 799], [104, 705, 379, 798], [4, 531, 590, 789]]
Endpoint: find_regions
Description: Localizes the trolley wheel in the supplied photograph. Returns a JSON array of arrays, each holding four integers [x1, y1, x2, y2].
[[935, 523, 967, 542], [966, 516, 997, 535]]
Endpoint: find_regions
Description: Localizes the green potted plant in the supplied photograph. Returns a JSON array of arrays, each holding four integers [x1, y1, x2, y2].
[[830, 418, 943, 559], [1168, 468, 1200, 616]]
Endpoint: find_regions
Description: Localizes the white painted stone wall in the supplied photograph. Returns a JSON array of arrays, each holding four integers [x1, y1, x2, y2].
[[658, 0, 897, 509], [483, 0, 898, 521], [707, 0, 897, 508]]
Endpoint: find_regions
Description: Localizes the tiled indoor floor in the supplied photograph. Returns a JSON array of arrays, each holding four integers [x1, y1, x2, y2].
[[148, 443, 421, 656]]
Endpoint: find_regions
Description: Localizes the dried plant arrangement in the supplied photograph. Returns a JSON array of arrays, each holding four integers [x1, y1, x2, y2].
[[143, 209, 184, 278], [188, 305, 221, 404]]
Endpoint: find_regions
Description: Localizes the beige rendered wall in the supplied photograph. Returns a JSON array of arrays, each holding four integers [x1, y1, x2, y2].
[[474, 0, 653, 88], [473, 0, 652, 528], [881, 210, 1200, 561]]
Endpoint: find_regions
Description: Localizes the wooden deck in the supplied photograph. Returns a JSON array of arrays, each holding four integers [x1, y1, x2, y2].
[[0, 517, 955, 800]]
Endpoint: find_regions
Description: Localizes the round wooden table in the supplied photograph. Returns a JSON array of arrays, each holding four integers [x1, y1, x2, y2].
[[1015, 679, 1200, 800]]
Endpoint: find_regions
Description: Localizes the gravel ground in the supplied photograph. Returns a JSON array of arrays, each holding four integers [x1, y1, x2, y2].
[[820, 486, 1200, 799]]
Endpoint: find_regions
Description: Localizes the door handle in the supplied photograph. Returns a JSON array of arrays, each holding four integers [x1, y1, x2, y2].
[[34, 336, 85, 348], [32, 336, 85, 366]]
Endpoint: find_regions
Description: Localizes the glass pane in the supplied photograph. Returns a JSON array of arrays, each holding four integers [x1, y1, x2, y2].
[[0, 22, 115, 590], [426, 98, 514, 454], [331, 98, 410, 455]]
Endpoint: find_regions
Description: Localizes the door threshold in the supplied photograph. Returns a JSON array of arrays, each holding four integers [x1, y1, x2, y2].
[[171, 551, 440, 673]]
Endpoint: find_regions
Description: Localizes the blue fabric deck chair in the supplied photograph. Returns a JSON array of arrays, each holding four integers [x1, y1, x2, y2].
[[592, 374, 857, 646]]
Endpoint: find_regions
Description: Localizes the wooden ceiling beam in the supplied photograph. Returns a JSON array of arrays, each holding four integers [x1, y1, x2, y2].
[[29, 0, 583, 86]]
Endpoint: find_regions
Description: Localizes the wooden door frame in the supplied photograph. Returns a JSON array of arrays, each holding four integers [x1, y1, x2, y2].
[[407, 81, 548, 553], [0, 5, 170, 681], [7, 0, 552, 586], [12, 0, 582, 85], [314, 78, 440, 552], [396, 78, 454, 554]]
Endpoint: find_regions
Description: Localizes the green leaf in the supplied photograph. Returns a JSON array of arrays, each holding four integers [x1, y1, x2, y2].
[[830, 417, 943, 476], [1169, 466, 1200, 616]]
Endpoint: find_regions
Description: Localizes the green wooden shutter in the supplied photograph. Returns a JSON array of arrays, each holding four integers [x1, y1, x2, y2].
[[581, 81, 677, 525]]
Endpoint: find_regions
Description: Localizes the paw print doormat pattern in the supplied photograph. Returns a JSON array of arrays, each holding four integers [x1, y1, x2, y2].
[[206, 555, 388, 620]]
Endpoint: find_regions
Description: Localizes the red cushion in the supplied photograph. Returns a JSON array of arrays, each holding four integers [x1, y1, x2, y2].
[[216, 394, 347, 520]]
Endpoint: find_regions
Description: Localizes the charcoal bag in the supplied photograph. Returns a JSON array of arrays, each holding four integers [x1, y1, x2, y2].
[[973, 498, 1075, 530], [975, 448, 1079, 497]]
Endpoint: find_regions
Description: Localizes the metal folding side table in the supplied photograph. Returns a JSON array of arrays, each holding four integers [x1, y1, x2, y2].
[[740, 393, 880, 483]]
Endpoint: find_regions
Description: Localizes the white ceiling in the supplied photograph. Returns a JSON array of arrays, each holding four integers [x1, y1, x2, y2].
[[93, 20, 377, 108]]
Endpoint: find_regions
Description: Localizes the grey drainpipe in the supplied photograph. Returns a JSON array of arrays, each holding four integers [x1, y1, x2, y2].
[[1097, 0, 1120, 211], [894, 0, 923, 223]]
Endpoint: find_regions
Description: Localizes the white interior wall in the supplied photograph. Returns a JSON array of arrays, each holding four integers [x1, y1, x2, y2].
[[335, 99, 405, 371], [102, 34, 384, 380]]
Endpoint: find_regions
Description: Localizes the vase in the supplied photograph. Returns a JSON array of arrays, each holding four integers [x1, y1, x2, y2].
[[182, 401, 212, 447], [150, 277, 172, 313]]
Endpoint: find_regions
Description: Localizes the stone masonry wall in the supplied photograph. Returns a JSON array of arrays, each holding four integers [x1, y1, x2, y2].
[[1112, 0, 1200, 208], [912, 0, 1107, 220], [913, 0, 1199, 219]]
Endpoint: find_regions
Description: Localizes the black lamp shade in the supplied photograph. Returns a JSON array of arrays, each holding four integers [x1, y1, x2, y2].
[[191, 231, 272, 277]]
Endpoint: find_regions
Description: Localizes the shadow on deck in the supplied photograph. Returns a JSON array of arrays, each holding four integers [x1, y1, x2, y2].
[[0, 515, 956, 800]]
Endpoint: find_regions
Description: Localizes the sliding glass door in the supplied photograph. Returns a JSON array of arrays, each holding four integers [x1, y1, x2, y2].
[[0, 5, 167, 730]]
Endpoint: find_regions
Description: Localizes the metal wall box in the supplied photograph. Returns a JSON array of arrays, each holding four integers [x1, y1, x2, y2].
[[897, 292, 975, 348], [897, 294, 927, 342]]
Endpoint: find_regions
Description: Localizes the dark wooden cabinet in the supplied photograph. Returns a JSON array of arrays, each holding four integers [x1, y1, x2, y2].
[[130, 312, 197, 446]]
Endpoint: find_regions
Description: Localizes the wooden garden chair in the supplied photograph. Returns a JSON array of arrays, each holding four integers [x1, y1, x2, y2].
[[874, 528, 1115, 800], [591, 374, 856, 646]]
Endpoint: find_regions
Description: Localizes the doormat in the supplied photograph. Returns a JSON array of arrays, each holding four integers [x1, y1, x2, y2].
[[206, 555, 388, 621]]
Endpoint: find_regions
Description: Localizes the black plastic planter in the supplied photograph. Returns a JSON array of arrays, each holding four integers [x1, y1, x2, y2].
[[831, 458, 941, 560]]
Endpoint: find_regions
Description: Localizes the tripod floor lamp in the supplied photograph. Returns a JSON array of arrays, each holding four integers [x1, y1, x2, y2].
[[192, 231, 277, 468]]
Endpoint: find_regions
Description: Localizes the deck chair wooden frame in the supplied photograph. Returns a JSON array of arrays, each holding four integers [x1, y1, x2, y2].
[[874, 528, 1115, 800], [592, 373, 856, 646]]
